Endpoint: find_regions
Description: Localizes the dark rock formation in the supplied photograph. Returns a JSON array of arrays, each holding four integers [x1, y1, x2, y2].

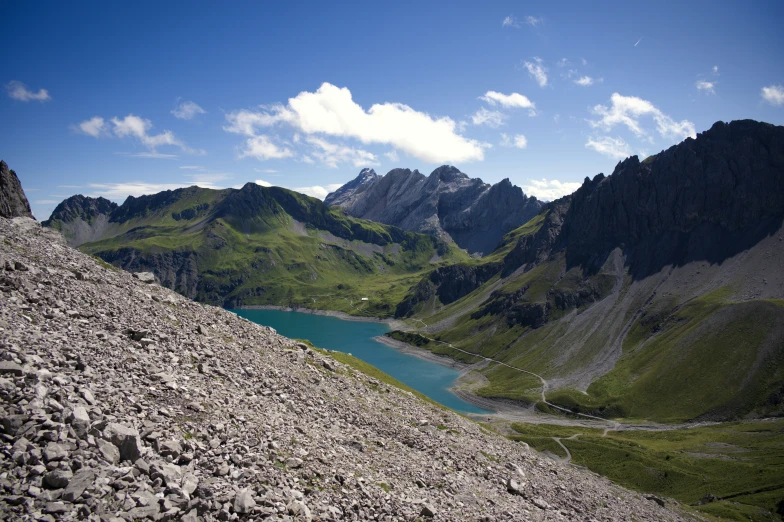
[[42, 195, 118, 227], [0, 161, 33, 219], [325, 166, 543, 255]]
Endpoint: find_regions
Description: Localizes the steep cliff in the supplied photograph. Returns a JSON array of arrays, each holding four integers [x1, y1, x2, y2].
[[0, 160, 33, 219]]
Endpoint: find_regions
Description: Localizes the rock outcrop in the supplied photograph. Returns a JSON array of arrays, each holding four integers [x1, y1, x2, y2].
[[41, 195, 119, 247], [0, 216, 687, 521], [326, 166, 543, 255], [0, 161, 33, 220]]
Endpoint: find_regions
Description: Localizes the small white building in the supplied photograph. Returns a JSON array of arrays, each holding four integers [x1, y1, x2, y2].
[[360, 297, 369, 301]]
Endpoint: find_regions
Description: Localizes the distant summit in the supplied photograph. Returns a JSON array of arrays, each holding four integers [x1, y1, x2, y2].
[[325, 165, 543, 255], [324, 168, 379, 206]]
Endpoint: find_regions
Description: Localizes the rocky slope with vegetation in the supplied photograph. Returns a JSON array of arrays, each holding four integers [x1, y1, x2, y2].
[[325, 166, 543, 256], [0, 216, 687, 521], [392, 119, 784, 423]]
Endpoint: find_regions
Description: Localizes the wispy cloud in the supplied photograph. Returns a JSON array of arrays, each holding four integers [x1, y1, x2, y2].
[[696, 80, 716, 94], [521, 178, 581, 201], [6, 80, 51, 102], [713, 65, 719, 74], [239, 135, 294, 160], [589, 93, 696, 141], [384, 150, 399, 162], [574, 76, 601, 87], [524, 16, 543, 26], [634, 37, 642, 47], [761, 85, 784, 106], [585, 136, 633, 160], [501, 16, 519, 28], [500, 133, 528, 149], [179, 165, 203, 170], [77, 113, 203, 156], [471, 108, 506, 128], [171, 100, 206, 120], [224, 82, 484, 164], [523, 57, 548, 88], [254, 168, 279, 174]]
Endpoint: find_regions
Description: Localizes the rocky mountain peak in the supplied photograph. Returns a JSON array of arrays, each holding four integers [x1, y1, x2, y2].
[[42, 194, 118, 227], [324, 168, 380, 206], [0, 160, 33, 219], [428, 165, 469, 183]]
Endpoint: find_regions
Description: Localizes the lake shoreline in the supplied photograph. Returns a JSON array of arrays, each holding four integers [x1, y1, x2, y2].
[[235, 304, 408, 330]]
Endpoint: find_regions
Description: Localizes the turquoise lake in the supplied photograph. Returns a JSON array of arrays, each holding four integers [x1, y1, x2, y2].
[[231, 309, 490, 414]]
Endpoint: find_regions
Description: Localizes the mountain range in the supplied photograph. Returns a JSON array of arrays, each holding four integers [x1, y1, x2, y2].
[[325, 165, 543, 255], [24, 118, 784, 425]]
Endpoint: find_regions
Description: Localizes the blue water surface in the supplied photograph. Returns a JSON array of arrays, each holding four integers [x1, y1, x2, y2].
[[231, 309, 490, 414]]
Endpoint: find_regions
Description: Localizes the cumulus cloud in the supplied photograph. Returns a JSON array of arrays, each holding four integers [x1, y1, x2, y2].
[[254, 179, 273, 187], [306, 136, 377, 168], [83, 181, 222, 201], [761, 85, 784, 106], [77, 117, 106, 137], [171, 100, 206, 120], [696, 80, 716, 94], [589, 93, 696, 141], [523, 58, 548, 88], [500, 133, 528, 149], [239, 135, 294, 160], [585, 136, 633, 159], [502, 16, 519, 28], [471, 108, 506, 128], [224, 82, 484, 163], [521, 179, 581, 201], [479, 91, 536, 115], [110, 114, 203, 155], [6, 80, 51, 102]]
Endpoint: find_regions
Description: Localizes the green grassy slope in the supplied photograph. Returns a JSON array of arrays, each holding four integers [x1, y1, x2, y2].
[[510, 420, 784, 522], [77, 183, 469, 315]]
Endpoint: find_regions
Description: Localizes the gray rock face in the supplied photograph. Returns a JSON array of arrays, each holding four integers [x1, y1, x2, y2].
[[325, 166, 543, 255], [323, 168, 379, 206], [103, 423, 142, 462], [0, 161, 33, 220]]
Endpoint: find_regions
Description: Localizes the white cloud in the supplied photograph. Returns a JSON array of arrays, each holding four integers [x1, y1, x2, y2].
[[521, 179, 581, 201], [589, 93, 696, 141], [254, 180, 343, 201], [171, 100, 206, 120], [761, 85, 784, 106], [696, 80, 715, 94], [180, 165, 203, 170], [224, 82, 484, 163], [306, 136, 378, 168], [111, 114, 205, 154], [239, 135, 294, 160], [713, 65, 719, 74], [523, 58, 548, 88], [471, 108, 506, 128], [556, 58, 569, 67], [255, 168, 278, 173], [500, 133, 528, 149], [634, 37, 642, 47], [525, 16, 543, 26], [585, 136, 633, 160], [124, 152, 179, 159], [384, 150, 399, 162], [77, 116, 106, 137], [6, 80, 51, 102], [574, 76, 599, 87], [502, 16, 519, 28], [479, 91, 536, 115], [301, 156, 315, 165], [33, 199, 60, 205]]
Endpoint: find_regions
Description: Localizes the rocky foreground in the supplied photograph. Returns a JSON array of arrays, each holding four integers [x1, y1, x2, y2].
[[0, 217, 687, 521]]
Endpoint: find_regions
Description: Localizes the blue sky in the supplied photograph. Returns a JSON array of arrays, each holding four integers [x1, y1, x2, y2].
[[3, 1, 784, 220]]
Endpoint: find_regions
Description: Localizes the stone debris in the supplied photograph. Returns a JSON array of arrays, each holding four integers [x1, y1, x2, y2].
[[0, 217, 690, 521]]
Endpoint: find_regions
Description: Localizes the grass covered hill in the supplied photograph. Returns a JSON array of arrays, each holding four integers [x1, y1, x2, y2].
[[44, 182, 468, 314]]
